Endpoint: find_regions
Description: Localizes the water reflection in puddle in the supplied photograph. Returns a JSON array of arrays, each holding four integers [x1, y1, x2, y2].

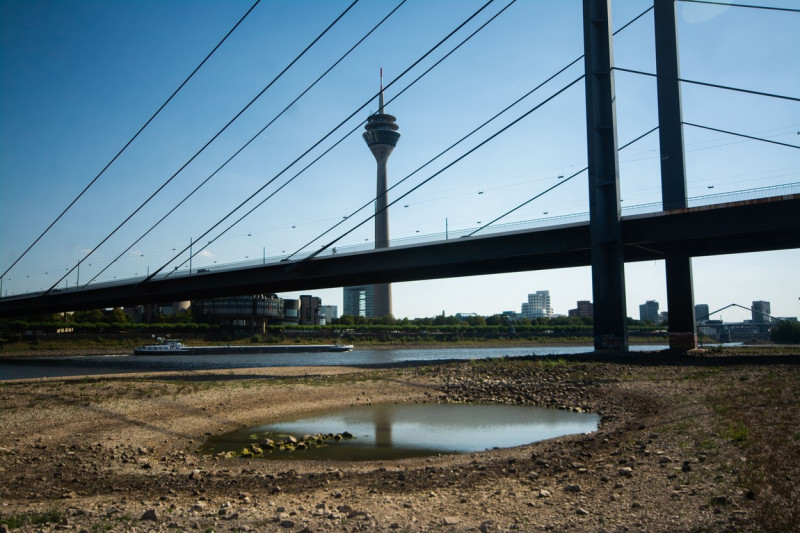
[[201, 404, 599, 461]]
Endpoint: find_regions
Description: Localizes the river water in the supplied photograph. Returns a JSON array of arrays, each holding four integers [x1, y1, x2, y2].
[[0, 345, 670, 381]]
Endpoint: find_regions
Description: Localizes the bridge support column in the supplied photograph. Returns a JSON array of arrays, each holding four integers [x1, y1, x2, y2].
[[655, 0, 696, 352], [583, 0, 628, 351]]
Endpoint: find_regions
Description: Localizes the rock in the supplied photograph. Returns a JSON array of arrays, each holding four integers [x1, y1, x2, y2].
[[564, 484, 581, 493], [140, 509, 159, 521], [279, 519, 295, 528], [189, 469, 202, 480], [538, 489, 551, 498], [618, 467, 633, 478], [710, 495, 730, 506], [479, 520, 499, 533], [443, 516, 460, 525], [576, 508, 589, 515], [0, 526, 9, 533]]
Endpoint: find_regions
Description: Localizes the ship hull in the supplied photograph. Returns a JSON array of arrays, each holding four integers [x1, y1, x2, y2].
[[133, 344, 354, 355]]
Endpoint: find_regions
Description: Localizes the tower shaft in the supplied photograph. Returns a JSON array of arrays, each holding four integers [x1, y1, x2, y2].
[[363, 77, 400, 318]]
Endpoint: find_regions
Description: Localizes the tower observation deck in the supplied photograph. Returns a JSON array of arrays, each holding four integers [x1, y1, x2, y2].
[[362, 72, 400, 318]]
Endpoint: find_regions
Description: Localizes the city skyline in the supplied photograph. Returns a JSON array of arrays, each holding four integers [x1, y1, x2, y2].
[[1, 1, 798, 323]]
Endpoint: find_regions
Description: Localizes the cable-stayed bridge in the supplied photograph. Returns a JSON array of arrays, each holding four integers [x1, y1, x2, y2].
[[1, 0, 798, 352]]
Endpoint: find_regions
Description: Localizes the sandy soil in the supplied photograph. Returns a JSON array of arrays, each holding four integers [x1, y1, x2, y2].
[[0, 351, 798, 532]]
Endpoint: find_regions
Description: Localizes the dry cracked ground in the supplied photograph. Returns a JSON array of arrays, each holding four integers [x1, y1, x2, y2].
[[0, 348, 798, 532]]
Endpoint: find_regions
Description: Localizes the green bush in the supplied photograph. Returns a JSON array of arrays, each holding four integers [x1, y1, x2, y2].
[[770, 321, 800, 343]]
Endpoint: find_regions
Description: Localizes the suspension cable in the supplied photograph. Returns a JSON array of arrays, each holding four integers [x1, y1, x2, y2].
[[83, 0, 409, 287], [467, 126, 660, 236], [147, 0, 500, 281], [302, 75, 585, 261], [285, 4, 656, 258], [180, 1, 656, 267], [0, 0, 261, 281], [683, 122, 800, 150], [41, 0, 359, 295], [613, 67, 800, 102], [678, 0, 800, 13]]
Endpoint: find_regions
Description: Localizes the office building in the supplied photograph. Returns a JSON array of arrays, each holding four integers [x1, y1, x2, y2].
[[343, 285, 375, 318], [521, 290, 552, 319], [193, 294, 284, 332], [568, 300, 593, 318], [299, 295, 322, 325], [639, 300, 660, 324], [320, 305, 338, 322]]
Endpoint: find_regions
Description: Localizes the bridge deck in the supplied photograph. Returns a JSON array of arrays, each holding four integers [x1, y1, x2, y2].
[[1, 195, 798, 317]]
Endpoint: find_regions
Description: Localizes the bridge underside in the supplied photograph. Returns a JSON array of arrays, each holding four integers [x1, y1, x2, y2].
[[1, 196, 798, 317]]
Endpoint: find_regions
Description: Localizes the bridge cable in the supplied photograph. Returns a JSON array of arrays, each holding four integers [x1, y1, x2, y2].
[[170, 0, 521, 271], [276, 2, 653, 259], [0, 0, 262, 282], [146, 0, 502, 281], [283, 4, 655, 258], [467, 126, 660, 237], [683, 122, 800, 151], [41, 0, 360, 296], [613, 67, 800, 103], [301, 75, 586, 262], [83, 0, 409, 288], [677, 0, 800, 13]]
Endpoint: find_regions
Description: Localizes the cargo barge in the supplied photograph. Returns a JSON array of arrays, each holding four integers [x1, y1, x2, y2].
[[133, 339, 353, 355]]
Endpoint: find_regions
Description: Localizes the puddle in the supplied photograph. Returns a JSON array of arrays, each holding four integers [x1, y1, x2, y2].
[[200, 403, 599, 461]]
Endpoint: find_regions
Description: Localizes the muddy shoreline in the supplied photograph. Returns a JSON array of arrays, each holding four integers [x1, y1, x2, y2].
[[1, 350, 798, 531]]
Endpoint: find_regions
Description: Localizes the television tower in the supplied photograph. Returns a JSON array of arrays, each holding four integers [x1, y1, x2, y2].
[[363, 69, 400, 318]]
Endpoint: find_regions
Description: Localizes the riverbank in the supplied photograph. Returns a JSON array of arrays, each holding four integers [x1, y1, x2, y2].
[[1, 348, 797, 531]]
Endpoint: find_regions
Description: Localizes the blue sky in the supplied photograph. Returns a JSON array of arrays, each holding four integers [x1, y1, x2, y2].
[[1, 0, 798, 321]]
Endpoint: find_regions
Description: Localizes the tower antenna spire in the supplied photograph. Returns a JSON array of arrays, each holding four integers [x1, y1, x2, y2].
[[379, 67, 385, 114]]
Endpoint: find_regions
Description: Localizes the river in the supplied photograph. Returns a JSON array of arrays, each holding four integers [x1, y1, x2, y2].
[[0, 345, 678, 381]]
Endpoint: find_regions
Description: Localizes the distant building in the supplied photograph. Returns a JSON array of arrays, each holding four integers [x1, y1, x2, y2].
[[299, 295, 322, 325], [639, 300, 660, 324], [695, 304, 710, 323], [343, 285, 375, 318], [521, 291, 552, 319], [320, 305, 338, 322], [568, 300, 593, 318], [283, 299, 300, 325], [193, 294, 284, 332], [752, 301, 771, 324]]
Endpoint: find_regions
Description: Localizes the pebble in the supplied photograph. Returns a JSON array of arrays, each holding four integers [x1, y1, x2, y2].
[[140, 509, 159, 521], [618, 467, 633, 478]]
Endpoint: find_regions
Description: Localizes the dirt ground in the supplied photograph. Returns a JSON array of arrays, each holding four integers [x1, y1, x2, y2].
[[0, 349, 798, 532]]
